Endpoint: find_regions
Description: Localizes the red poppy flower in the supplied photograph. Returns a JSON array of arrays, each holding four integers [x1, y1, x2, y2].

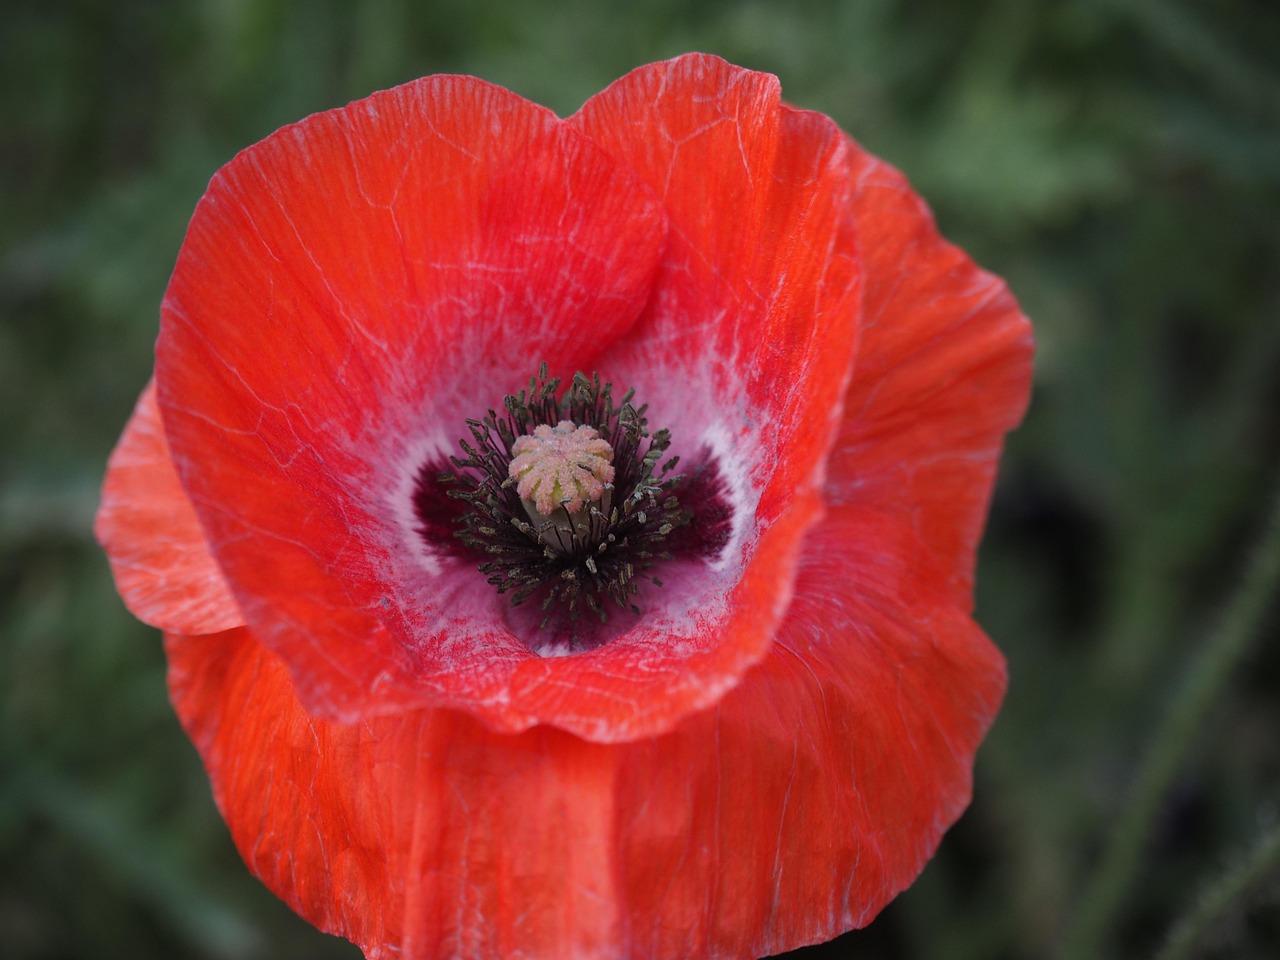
[[96, 54, 1032, 959]]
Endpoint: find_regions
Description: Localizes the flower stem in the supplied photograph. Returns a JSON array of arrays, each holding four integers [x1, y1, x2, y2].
[[1155, 819, 1280, 960], [1057, 475, 1280, 960]]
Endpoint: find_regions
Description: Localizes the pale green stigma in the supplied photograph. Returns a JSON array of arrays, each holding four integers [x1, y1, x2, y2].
[[509, 420, 615, 516]]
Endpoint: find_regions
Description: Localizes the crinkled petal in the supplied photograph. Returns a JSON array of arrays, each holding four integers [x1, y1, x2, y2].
[[824, 146, 1034, 602], [149, 58, 867, 743], [167, 627, 628, 960], [515, 53, 864, 739], [155, 75, 670, 731], [571, 53, 862, 531], [95, 379, 241, 633], [613, 505, 1006, 956], [166, 504, 1003, 960]]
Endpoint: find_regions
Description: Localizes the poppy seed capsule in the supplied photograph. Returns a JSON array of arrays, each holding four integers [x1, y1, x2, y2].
[[509, 420, 617, 554], [510, 420, 615, 513]]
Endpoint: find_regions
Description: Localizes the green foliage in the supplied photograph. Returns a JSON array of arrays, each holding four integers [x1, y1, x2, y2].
[[2, 0, 1278, 957]]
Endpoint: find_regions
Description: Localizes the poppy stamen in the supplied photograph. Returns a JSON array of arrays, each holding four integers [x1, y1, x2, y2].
[[443, 364, 687, 626]]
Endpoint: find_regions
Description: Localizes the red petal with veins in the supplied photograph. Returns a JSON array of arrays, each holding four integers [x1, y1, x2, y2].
[[166, 505, 1002, 960], [572, 54, 862, 532], [149, 58, 865, 743], [155, 75, 672, 732], [613, 505, 1005, 957], [825, 146, 1034, 603], [95, 379, 241, 633], [167, 628, 628, 960]]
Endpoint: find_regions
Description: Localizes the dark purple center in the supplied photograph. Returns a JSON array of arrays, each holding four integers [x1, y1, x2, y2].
[[411, 369, 732, 637]]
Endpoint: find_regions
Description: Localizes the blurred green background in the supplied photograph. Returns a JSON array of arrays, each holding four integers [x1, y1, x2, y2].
[[3, 1, 1278, 958]]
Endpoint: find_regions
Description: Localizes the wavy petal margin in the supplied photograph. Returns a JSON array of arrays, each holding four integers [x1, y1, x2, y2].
[[824, 146, 1033, 603], [95, 380, 241, 633], [166, 504, 1003, 959]]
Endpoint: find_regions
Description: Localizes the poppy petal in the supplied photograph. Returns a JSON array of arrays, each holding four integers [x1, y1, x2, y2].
[[150, 62, 869, 743], [613, 503, 1006, 956], [154, 76, 670, 727], [167, 627, 630, 959], [824, 146, 1034, 601], [95, 380, 241, 633], [571, 53, 862, 531], [514, 53, 865, 741], [166, 503, 1002, 960]]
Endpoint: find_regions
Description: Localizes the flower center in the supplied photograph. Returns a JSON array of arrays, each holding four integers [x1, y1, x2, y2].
[[441, 366, 686, 626]]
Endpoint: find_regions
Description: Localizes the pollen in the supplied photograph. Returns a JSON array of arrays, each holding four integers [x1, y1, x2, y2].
[[509, 421, 615, 516]]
